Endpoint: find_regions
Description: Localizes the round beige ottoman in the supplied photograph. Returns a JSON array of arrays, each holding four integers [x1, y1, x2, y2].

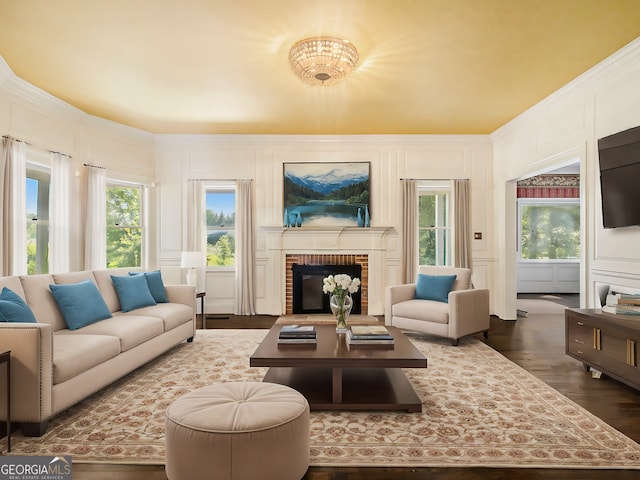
[[165, 381, 310, 480]]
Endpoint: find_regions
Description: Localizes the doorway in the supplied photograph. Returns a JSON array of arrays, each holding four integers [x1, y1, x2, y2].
[[515, 162, 582, 317]]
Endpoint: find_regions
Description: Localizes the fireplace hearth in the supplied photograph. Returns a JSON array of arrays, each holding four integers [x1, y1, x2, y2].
[[292, 263, 362, 315]]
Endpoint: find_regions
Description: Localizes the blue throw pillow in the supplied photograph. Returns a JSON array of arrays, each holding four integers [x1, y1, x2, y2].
[[49, 280, 113, 330], [415, 274, 457, 303], [111, 274, 157, 312], [0, 287, 37, 323], [129, 270, 169, 303]]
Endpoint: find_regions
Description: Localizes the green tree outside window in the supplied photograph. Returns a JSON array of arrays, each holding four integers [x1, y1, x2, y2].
[[520, 203, 580, 260], [206, 191, 236, 267], [418, 191, 449, 266], [106, 185, 142, 268]]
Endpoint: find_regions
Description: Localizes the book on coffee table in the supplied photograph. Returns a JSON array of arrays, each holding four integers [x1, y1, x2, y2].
[[278, 325, 317, 344], [348, 325, 394, 340], [347, 325, 394, 347], [279, 325, 316, 337], [278, 337, 317, 344]]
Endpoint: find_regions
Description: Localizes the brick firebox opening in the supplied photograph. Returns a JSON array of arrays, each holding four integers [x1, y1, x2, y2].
[[285, 254, 368, 315]]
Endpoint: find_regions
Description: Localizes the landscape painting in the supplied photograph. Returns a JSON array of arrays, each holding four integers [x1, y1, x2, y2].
[[283, 162, 370, 227]]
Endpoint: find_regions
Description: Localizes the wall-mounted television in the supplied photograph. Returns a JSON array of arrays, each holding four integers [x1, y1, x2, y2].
[[597, 125, 640, 229]]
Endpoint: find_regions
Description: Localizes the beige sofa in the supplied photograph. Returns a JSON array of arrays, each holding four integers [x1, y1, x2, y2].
[[0, 268, 196, 436]]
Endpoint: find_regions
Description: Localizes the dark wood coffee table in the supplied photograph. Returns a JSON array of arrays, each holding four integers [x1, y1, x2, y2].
[[249, 324, 427, 412]]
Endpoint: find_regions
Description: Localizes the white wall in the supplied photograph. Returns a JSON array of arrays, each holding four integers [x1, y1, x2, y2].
[[154, 135, 494, 315], [492, 38, 640, 319]]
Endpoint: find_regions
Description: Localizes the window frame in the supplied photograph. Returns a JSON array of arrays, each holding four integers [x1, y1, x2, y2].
[[517, 197, 581, 263], [205, 183, 236, 271], [105, 179, 145, 269], [26, 161, 51, 274], [417, 180, 452, 267]]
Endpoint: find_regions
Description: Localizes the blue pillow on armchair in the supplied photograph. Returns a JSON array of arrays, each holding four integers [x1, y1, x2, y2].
[[0, 287, 37, 323], [415, 274, 457, 303]]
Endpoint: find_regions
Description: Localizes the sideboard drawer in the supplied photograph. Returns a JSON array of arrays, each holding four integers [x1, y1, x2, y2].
[[566, 317, 599, 361]]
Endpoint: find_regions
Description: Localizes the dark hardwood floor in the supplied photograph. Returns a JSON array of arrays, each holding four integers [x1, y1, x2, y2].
[[29, 301, 640, 478]]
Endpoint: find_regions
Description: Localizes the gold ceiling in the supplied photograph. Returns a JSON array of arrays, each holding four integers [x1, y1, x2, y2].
[[0, 0, 639, 135]]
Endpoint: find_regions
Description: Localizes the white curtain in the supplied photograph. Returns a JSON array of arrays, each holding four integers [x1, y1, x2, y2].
[[186, 180, 206, 289], [402, 179, 418, 283], [84, 165, 107, 270], [186, 180, 206, 253], [0, 138, 27, 276], [49, 152, 70, 273], [453, 179, 472, 269], [234, 179, 256, 315]]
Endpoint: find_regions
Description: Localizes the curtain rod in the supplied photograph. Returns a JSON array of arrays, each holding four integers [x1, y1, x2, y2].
[[186, 178, 252, 181], [400, 177, 469, 180], [3, 135, 72, 158], [83, 163, 106, 170]]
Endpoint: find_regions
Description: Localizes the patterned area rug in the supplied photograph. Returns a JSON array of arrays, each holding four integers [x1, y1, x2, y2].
[[5, 329, 640, 468]]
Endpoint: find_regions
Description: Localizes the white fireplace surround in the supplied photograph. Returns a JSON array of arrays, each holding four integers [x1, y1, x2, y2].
[[260, 226, 395, 316]]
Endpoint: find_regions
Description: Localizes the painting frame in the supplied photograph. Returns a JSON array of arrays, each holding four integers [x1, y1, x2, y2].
[[283, 162, 371, 228]]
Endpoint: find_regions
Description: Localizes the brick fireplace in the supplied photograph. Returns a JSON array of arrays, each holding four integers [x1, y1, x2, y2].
[[285, 253, 368, 315]]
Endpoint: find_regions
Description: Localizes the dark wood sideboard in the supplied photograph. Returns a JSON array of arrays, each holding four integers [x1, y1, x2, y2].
[[566, 308, 640, 391]]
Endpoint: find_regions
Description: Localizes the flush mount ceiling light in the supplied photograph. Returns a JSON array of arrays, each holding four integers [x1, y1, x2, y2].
[[289, 37, 358, 86]]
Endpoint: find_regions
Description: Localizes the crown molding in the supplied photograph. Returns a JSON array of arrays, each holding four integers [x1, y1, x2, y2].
[[0, 56, 84, 119], [0, 56, 13, 86], [155, 132, 491, 148]]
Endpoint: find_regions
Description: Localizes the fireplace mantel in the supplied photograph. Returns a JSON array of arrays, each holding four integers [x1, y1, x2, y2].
[[261, 226, 394, 252]]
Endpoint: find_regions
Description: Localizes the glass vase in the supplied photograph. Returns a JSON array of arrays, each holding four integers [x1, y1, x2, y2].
[[330, 293, 353, 333]]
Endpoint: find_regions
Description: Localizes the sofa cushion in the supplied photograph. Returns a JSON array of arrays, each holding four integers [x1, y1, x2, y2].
[[0, 287, 37, 323], [415, 274, 457, 303], [392, 299, 450, 324], [418, 266, 472, 291], [118, 303, 193, 331], [19, 274, 67, 331], [49, 280, 113, 330], [111, 274, 157, 312], [0, 276, 25, 298], [129, 270, 169, 303], [52, 271, 96, 285], [71, 315, 164, 352], [52, 332, 121, 384]]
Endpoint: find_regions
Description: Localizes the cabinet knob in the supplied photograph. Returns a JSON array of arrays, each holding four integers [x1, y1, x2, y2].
[[577, 321, 584, 326]]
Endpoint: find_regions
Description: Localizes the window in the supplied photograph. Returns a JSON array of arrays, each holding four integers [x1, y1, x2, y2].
[[106, 183, 143, 268], [26, 166, 50, 274], [518, 199, 580, 260], [418, 182, 451, 266], [206, 188, 235, 267]]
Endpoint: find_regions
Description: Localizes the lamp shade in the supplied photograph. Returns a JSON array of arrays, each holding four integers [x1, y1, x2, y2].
[[180, 251, 203, 269]]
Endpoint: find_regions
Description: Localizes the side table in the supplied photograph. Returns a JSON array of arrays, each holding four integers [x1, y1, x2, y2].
[[1, 350, 10, 452], [196, 291, 206, 329]]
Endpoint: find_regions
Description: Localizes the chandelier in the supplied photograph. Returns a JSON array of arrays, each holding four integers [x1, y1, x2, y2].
[[289, 37, 358, 86]]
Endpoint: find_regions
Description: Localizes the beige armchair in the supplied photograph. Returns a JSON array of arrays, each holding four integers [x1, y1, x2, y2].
[[385, 266, 489, 346]]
